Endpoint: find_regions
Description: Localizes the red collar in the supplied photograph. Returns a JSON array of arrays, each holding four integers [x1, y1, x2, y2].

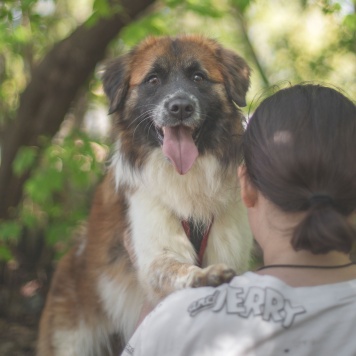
[[181, 218, 214, 267]]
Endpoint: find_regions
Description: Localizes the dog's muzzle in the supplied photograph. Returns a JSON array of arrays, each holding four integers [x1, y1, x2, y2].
[[166, 96, 196, 122], [154, 92, 202, 175]]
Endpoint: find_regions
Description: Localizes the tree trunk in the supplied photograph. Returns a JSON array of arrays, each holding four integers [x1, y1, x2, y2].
[[0, 0, 155, 219]]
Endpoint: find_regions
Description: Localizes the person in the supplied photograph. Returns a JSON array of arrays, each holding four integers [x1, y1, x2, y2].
[[121, 84, 356, 356]]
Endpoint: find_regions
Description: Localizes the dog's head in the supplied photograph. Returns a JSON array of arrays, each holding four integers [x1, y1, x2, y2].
[[103, 35, 250, 174]]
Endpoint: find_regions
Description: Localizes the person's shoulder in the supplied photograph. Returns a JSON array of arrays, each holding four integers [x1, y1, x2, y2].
[[151, 273, 250, 313]]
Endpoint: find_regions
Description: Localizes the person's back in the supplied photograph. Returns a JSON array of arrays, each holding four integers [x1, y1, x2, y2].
[[123, 270, 356, 355], [122, 84, 356, 356]]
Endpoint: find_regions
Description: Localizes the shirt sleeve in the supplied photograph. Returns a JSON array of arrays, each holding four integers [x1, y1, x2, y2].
[[120, 326, 141, 356], [120, 301, 161, 356]]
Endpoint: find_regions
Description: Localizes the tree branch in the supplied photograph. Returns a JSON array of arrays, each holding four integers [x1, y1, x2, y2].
[[234, 8, 270, 88], [0, 0, 155, 219]]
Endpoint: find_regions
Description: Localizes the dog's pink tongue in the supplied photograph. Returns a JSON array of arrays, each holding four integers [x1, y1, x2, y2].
[[162, 126, 199, 175]]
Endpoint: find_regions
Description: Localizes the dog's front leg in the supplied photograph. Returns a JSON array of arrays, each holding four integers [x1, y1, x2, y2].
[[128, 190, 235, 302]]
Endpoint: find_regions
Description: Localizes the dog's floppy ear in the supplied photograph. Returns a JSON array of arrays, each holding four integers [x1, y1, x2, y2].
[[102, 54, 131, 115], [219, 48, 251, 107]]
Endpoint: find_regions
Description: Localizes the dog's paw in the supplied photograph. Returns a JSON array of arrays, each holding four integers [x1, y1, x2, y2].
[[190, 263, 236, 288]]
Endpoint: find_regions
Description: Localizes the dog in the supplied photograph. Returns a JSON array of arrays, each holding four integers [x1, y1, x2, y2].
[[37, 35, 253, 356]]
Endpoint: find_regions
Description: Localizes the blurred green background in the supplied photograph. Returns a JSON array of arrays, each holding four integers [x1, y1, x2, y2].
[[0, 0, 355, 353]]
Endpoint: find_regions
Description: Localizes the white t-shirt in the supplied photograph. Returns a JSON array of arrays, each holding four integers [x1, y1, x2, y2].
[[121, 272, 356, 356]]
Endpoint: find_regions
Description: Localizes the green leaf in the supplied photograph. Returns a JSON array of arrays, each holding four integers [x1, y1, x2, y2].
[[24, 166, 64, 204], [0, 221, 21, 242], [321, 2, 342, 14], [46, 223, 71, 246], [163, 0, 184, 7], [21, 210, 39, 229], [13, 146, 38, 176], [0, 5, 13, 22], [93, 0, 111, 16], [13, 26, 32, 44], [120, 14, 171, 46], [86, 0, 123, 27], [0, 245, 12, 261], [344, 14, 356, 32], [21, 0, 39, 11], [230, 0, 252, 13], [186, 0, 223, 18]]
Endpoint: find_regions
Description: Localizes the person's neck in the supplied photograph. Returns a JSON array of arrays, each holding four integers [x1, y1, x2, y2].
[[262, 243, 351, 268], [251, 195, 350, 267], [251, 196, 355, 286], [255, 235, 355, 286]]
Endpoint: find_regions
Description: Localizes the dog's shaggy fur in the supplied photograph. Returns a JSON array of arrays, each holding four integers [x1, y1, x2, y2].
[[37, 35, 253, 356]]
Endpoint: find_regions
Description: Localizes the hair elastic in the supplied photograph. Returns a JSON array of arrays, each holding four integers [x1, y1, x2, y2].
[[309, 194, 334, 207]]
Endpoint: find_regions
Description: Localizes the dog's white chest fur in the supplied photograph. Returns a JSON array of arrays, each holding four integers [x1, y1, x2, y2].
[[111, 147, 252, 294]]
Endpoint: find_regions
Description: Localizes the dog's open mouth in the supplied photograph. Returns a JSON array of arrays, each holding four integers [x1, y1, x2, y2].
[[160, 125, 199, 175]]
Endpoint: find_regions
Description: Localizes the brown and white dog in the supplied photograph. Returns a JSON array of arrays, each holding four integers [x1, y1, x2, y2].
[[37, 35, 253, 356]]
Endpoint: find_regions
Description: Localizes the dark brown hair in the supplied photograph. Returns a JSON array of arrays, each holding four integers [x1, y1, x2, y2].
[[243, 84, 356, 254]]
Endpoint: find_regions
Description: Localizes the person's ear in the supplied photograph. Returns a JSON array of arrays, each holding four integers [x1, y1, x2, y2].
[[238, 165, 258, 208]]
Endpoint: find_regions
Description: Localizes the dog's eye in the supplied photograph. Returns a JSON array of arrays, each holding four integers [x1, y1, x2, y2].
[[146, 75, 160, 85], [193, 73, 205, 82]]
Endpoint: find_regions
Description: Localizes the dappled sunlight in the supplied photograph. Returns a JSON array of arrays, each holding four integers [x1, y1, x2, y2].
[[0, 0, 355, 354]]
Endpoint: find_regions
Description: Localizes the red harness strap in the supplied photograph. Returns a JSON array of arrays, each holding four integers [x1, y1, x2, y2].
[[181, 218, 214, 267]]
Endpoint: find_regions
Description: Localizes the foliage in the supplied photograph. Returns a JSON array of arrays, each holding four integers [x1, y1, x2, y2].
[[0, 0, 355, 262], [19, 132, 107, 250], [1, 130, 107, 259]]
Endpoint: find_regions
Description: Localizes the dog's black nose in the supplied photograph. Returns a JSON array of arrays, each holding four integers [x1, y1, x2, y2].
[[168, 98, 195, 120]]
